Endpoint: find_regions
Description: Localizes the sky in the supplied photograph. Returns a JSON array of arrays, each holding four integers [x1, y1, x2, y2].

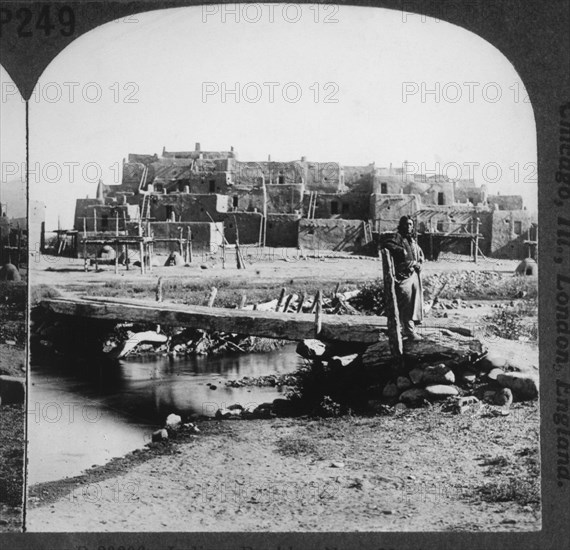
[[0, 65, 27, 218], [5, 4, 537, 227]]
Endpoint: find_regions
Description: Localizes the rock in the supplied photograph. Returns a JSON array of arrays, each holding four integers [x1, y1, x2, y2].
[[483, 390, 496, 403], [424, 385, 459, 398], [228, 403, 244, 411], [329, 354, 359, 368], [183, 422, 200, 433], [408, 368, 424, 385], [479, 351, 508, 372], [331, 462, 345, 468], [487, 368, 505, 381], [253, 405, 274, 419], [394, 402, 408, 411], [454, 396, 480, 414], [151, 428, 168, 442], [497, 372, 538, 400], [382, 383, 399, 398], [242, 404, 258, 419], [200, 264, 209, 269], [215, 408, 232, 419], [0, 375, 25, 404], [165, 413, 182, 429], [400, 388, 428, 406], [493, 388, 513, 406], [423, 364, 455, 385], [272, 398, 295, 416], [396, 376, 412, 391], [461, 371, 477, 384], [296, 339, 327, 359]]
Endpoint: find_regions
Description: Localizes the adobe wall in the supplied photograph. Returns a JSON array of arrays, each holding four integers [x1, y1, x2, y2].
[[371, 175, 406, 195], [222, 212, 263, 245], [454, 182, 487, 205], [149, 194, 229, 223], [370, 195, 418, 232], [298, 218, 364, 252], [75, 199, 134, 232], [305, 192, 370, 220], [415, 208, 493, 257], [231, 184, 304, 215], [490, 210, 536, 259], [233, 161, 305, 187], [343, 165, 374, 187], [150, 221, 223, 253], [266, 214, 299, 248], [417, 181, 455, 206], [487, 195, 524, 211]]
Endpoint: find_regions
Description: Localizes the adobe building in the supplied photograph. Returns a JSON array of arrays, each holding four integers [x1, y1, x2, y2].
[[66, 142, 536, 261]]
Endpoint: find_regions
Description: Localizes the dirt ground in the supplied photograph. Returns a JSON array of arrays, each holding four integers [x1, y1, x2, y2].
[[0, 282, 26, 532], [27, 398, 539, 532], [26, 251, 540, 532]]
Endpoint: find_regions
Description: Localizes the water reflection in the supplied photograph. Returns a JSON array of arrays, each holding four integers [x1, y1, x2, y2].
[[29, 345, 300, 484]]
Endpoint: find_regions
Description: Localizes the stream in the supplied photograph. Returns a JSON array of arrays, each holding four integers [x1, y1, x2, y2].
[[28, 344, 300, 485]]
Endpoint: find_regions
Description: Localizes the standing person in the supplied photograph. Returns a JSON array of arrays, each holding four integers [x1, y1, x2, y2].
[[381, 216, 425, 341]]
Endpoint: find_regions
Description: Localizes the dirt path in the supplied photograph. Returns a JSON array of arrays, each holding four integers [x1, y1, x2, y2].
[[27, 399, 540, 532]]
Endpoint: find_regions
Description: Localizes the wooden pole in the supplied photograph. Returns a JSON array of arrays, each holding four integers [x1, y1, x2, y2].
[[239, 294, 247, 309], [207, 287, 218, 308], [156, 277, 164, 302], [186, 227, 192, 264], [310, 291, 319, 313], [83, 239, 87, 272], [469, 218, 474, 260], [381, 248, 403, 360], [474, 217, 480, 264], [114, 243, 119, 275], [178, 227, 183, 257], [139, 241, 145, 274], [297, 292, 306, 313], [262, 176, 267, 247], [283, 293, 294, 313], [16, 225, 21, 269], [314, 290, 323, 337], [276, 287, 286, 312]]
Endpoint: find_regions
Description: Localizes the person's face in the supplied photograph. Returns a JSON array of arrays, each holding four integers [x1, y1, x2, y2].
[[404, 220, 414, 235]]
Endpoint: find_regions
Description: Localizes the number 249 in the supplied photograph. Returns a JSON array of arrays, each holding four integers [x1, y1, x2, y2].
[[0, 5, 75, 37]]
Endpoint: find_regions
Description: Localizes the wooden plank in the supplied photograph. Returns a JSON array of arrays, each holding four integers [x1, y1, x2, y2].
[[42, 297, 388, 344], [381, 248, 403, 358], [42, 296, 474, 344]]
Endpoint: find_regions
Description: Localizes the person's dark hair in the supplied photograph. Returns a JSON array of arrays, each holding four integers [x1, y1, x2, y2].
[[397, 215, 415, 237]]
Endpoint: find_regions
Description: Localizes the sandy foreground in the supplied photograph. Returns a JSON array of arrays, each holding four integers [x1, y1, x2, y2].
[[27, 398, 540, 532], [26, 252, 540, 532]]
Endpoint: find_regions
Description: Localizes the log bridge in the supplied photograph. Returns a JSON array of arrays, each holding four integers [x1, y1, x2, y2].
[[40, 296, 472, 345]]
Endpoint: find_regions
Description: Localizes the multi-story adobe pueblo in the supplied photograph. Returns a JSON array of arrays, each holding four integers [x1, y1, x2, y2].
[[70, 143, 537, 261]]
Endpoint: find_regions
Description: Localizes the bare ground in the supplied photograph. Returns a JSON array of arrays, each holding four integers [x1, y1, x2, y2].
[[26, 251, 540, 532]]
